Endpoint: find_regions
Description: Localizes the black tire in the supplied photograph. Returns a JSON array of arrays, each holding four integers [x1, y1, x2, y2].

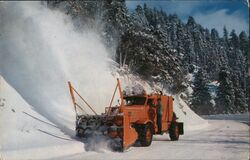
[[76, 127, 85, 137], [139, 124, 153, 146], [76, 127, 93, 137], [169, 123, 179, 141]]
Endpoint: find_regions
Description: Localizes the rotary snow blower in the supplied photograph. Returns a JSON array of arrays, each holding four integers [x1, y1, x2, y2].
[[68, 79, 183, 151]]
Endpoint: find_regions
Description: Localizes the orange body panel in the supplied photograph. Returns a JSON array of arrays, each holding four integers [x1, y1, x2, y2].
[[121, 94, 174, 149], [161, 96, 173, 131], [123, 108, 138, 150]]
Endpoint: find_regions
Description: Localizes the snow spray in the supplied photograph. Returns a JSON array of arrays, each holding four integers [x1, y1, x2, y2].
[[0, 2, 117, 136]]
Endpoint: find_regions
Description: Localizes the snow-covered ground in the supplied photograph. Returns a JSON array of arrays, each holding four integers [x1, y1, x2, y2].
[[1, 75, 249, 160], [50, 120, 249, 160]]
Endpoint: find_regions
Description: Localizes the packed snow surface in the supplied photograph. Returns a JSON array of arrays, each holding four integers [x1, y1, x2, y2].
[[51, 120, 249, 160]]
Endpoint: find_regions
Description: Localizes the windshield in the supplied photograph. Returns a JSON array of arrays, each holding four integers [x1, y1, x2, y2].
[[124, 97, 146, 105]]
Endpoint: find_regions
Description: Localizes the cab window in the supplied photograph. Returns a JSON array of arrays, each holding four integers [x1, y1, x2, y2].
[[125, 97, 146, 105]]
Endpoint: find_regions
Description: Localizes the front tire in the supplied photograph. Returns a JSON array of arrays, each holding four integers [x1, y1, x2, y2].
[[76, 127, 85, 137], [140, 124, 153, 146]]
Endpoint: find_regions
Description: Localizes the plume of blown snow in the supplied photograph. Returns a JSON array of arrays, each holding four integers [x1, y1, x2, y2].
[[0, 2, 116, 136]]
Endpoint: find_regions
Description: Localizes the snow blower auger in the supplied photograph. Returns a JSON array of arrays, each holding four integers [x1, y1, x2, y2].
[[68, 79, 184, 151]]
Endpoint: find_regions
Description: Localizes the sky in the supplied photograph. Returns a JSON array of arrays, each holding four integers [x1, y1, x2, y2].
[[126, 0, 249, 36]]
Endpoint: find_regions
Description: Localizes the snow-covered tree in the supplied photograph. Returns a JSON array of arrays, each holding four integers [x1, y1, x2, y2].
[[223, 26, 229, 46], [231, 73, 248, 113], [215, 68, 235, 113], [191, 69, 213, 114], [239, 31, 249, 57], [229, 29, 240, 49]]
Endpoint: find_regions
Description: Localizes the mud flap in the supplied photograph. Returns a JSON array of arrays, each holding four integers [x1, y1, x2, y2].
[[178, 122, 184, 135], [123, 110, 138, 150]]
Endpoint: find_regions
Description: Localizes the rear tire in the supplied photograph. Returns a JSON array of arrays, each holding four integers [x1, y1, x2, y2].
[[140, 124, 153, 146], [169, 123, 179, 141]]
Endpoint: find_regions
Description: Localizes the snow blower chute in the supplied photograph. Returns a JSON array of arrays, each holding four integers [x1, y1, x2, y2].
[[68, 79, 183, 151]]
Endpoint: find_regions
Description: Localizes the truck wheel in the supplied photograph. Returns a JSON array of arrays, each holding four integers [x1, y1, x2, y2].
[[140, 124, 153, 146], [169, 123, 179, 141], [76, 127, 93, 137], [76, 127, 85, 137]]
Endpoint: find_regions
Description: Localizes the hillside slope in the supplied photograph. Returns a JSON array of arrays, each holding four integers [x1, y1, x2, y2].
[[0, 75, 84, 159]]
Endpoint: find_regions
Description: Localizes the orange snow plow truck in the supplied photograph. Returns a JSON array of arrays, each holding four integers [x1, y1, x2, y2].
[[68, 79, 183, 151]]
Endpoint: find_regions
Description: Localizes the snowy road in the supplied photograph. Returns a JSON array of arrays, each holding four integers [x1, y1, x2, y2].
[[203, 114, 250, 125], [48, 120, 249, 160]]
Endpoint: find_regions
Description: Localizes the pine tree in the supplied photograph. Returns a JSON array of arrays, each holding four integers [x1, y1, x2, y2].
[[239, 31, 249, 108], [134, 5, 148, 27], [191, 69, 213, 114], [231, 73, 248, 113], [186, 16, 196, 29], [211, 28, 219, 45], [223, 26, 229, 46], [229, 29, 240, 49], [215, 68, 235, 113], [239, 31, 249, 57]]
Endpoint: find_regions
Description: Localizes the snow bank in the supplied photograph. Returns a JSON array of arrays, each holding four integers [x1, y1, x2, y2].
[[173, 94, 208, 131], [0, 75, 84, 159]]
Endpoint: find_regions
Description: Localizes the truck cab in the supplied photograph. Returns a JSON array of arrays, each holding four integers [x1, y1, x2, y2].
[[122, 94, 175, 133]]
